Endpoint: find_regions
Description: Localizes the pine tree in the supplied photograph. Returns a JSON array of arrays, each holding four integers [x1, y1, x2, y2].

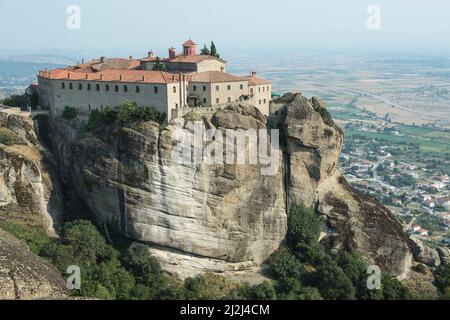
[[152, 57, 165, 71], [210, 42, 220, 58], [200, 45, 211, 56]]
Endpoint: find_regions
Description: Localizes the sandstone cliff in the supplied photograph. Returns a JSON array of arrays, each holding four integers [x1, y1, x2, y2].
[[0, 109, 62, 233], [45, 94, 414, 279]]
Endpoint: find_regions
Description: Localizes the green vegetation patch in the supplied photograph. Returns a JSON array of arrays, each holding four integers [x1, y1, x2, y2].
[[0, 127, 23, 145]]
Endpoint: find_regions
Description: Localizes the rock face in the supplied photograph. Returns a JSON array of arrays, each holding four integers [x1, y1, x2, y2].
[[46, 94, 413, 278], [0, 110, 63, 233], [0, 228, 67, 300], [409, 236, 441, 267]]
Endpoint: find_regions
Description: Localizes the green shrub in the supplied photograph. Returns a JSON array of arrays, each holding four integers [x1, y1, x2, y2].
[[1, 94, 22, 107], [312, 261, 356, 300], [62, 106, 78, 120], [287, 204, 322, 247], [435, 263, 450, 292], [0, 127, 22, 146], [267, 247, 304, 281], [84, 101, 166, 132], [0, 221, 50, 254], [381, 276, 412, 300]]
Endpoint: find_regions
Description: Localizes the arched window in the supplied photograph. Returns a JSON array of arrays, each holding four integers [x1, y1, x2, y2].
[[61, 82, 65, 89], [240, 84, 243, 90], [136, 86, 140, 93], [124, 85, 128, 92], [105, 84, 110, 91], [154, 86, 158, 94], [115, 85, 119, 92], [227, 85, 231, 90], [78, 83, 82, 90], [96, 84, 100, 91], [173, 86, 177, 93], [203, 86, 206, 92], [69, 83, 73, 90], [250, 88, 253, 94], [193, 85, 197, 91], [87, 84, 91, 91]]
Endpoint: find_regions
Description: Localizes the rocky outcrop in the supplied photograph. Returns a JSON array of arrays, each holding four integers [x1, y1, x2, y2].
[[0, 228, 67, 300], [67, 104, 286, 272], [0, 109, 63, 233], [409, 236, 441, 267], [45, 94, 413, 278]]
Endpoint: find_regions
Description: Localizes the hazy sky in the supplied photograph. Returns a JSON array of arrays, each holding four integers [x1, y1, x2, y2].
[[1, 0, 450, 55]]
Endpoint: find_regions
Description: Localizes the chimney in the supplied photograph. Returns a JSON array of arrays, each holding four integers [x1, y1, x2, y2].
[[142, 75, 145, 81], [168, 47, 176, 59], [67, 72, 71, 79], [148, 50, 154, 58], [100, 74, 103, 80], [120, 75, 123, 81], [129, 56, 133, 60], [85, 74, 88, 79], [251, 71, 257, 77], [100, 56, 105, 63]]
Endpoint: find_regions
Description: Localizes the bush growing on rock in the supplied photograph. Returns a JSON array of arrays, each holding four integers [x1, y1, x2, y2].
[[62, 106, 78, 120], [287, 204, 322, 247]]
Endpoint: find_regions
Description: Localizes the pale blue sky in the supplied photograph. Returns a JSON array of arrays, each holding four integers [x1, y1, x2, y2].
[[1, 0, 450, 55]]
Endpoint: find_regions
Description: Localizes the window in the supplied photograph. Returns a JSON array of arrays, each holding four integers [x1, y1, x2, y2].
[[259, 100, 262, 105], [258, 87, 261, 93], [216, 98, 220, 104], [203, 98, 207, 103], [61, 82, 65, 89], [267, 86, 270, 91], [154, 86, 158, 94], [263, 87, 265, 92], [96, 84, 100, 91], [175, 103, 179, 108], [78, 83, 83, 90], [203, 86, 206, 92], [115, 85, 119, 92], [124, 85, 128, 92], [216, 86, 219, 91], [87, 84, 91, 91], [136, 86, 140, 93], [105, 84, 110, 91], [250, 88, 254, 94], [240, 84, 243, 90], [173, 86, 177, 93], [264, 99, 266, 103], [227, 85, 231, 90], [88, 104, 91, 111], [227, 97, 231, 103], [193, 85, 197, 91]]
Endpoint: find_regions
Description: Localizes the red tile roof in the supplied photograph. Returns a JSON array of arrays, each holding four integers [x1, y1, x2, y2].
[[39, 68, 180, 84], [183, 39, 197, 46], [247, 75, 271, 86], [163, 54, 224, 64], [76, 58, 140, 72], [190, 71, 247, 83]]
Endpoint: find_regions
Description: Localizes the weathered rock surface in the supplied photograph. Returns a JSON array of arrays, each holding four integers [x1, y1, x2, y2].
[[274, 94, 413, 277], [46, 94, 413, 278], [437, 246, 450, 264], [409, 236, 441, 267], [0, 228, 67, 300], [0, 109, 62, 232], [67, 103, 286, 269]]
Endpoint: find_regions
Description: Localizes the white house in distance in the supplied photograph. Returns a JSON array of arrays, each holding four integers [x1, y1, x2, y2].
[[37, 39, 272, 120]]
